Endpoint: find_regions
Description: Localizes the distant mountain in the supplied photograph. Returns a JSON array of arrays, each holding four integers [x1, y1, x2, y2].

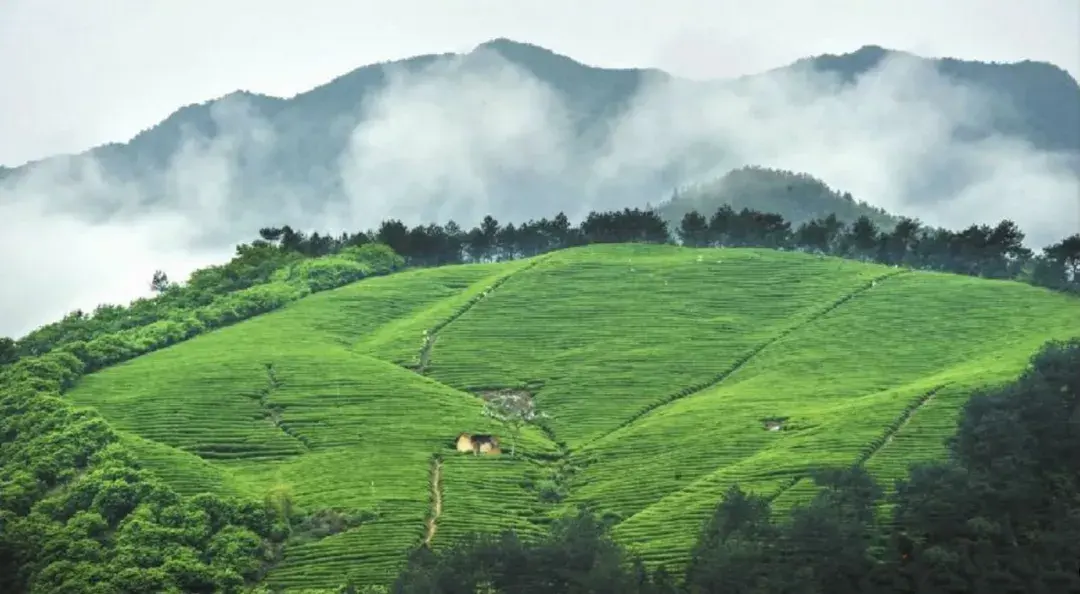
[[3, 39, 1078, 238], [656, 166, 899, 229]]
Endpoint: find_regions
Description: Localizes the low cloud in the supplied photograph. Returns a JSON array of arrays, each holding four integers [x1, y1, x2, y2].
[[0, 197, 226, 338], [2, 45, 1077, 337], [336, 50, 578, 227], [0, 95, 270, 338]]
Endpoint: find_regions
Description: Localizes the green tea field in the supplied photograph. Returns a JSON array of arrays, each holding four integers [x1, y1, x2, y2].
[[64, 244, 1080, 589]]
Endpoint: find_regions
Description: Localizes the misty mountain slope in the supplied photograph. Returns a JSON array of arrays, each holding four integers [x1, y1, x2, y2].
[[28, 41, 650, 183], [798, 45, 1080, 153], [475, 38, 666, 127], [61, 243, 1080, 588], [103, 91, 290, 174], [4, 38, 1077, 250]]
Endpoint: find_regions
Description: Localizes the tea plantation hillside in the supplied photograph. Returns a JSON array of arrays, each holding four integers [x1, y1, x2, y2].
[[63, 243, 1080, 589]]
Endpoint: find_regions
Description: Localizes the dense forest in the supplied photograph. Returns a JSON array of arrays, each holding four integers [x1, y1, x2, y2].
[[1, 201, 1077, 593]]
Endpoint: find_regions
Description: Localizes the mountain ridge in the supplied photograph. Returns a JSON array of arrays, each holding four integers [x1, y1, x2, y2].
[[3, 38, 1078, 246], [13, 38, 1073, 169]]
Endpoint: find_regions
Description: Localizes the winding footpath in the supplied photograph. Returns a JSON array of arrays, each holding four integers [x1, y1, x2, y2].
[[422, 458, 443, 547]]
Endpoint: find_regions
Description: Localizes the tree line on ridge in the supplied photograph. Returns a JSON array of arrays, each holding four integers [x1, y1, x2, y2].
[[3, 203, 1077, 370], [254, 205, 1078, 293]]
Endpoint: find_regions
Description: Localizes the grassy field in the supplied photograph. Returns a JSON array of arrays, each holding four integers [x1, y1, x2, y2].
[[65, 244, 1080, 588]]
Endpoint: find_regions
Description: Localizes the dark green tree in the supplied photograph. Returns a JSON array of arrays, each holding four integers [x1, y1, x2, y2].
[[149, 270, 171, 293], [843, 215, 881, 259], [0, 338, 17, 366], [685, 485, 778, 594], [678, 211, 711, 247]]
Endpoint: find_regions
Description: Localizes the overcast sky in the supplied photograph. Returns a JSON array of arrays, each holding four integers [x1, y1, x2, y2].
[[2, 0, 1079, 167]]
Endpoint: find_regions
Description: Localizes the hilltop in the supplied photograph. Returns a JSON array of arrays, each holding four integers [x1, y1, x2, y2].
[[3, 39, 1077, 238], [36, 243, 1080, 589], [656, 166, 898, 231]]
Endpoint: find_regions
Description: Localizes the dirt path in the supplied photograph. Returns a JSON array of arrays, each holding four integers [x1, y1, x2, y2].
[[767, 475, 804, 503], [417, 333, 435, 374], [257, 363, 310, 450], [414, 256, 550, 375], [422, 458, 443, 547], [750, 384, 946, 509], [858, 384, 945, 465]]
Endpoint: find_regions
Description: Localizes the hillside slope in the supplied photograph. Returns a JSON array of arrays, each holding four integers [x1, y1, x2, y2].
[[65, 244, 1080, 588]]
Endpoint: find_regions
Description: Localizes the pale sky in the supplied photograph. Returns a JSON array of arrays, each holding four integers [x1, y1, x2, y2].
[[2, 0, 1079, 167]]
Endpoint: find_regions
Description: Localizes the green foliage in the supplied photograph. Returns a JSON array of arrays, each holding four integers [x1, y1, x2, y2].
[[887, 338, 1080, 591], [276, 244, 405, 293], [0, 371, 280, 593], [392, 508, 679, 594], [679, 339, 1080, 594], [13, 242, 298, 359], [5, 200, 1075, 375], [6, 240, 402, 366], [339, 243, 408, 271], [0, 242, 405, 592], [0, 337, 16, 365], [65, 263, 553, 589]]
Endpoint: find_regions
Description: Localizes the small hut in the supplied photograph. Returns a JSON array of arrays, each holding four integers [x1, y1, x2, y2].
[[455, 432, 501, 455]]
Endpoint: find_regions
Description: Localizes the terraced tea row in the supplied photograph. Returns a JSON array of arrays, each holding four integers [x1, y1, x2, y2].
[[119, 431, 254, 498], [210, 261, 515, 352], [598, 381, 941, 568], [426, 246, 890, 447], [434, 455, 549, 548], [66, 262, 561, 584], [572, 271, 1080, 569], [73, 351, 307, 460], [264, 508, 423, 589], [62, 244, 1080, 588], [353, 259, 536, 367]]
